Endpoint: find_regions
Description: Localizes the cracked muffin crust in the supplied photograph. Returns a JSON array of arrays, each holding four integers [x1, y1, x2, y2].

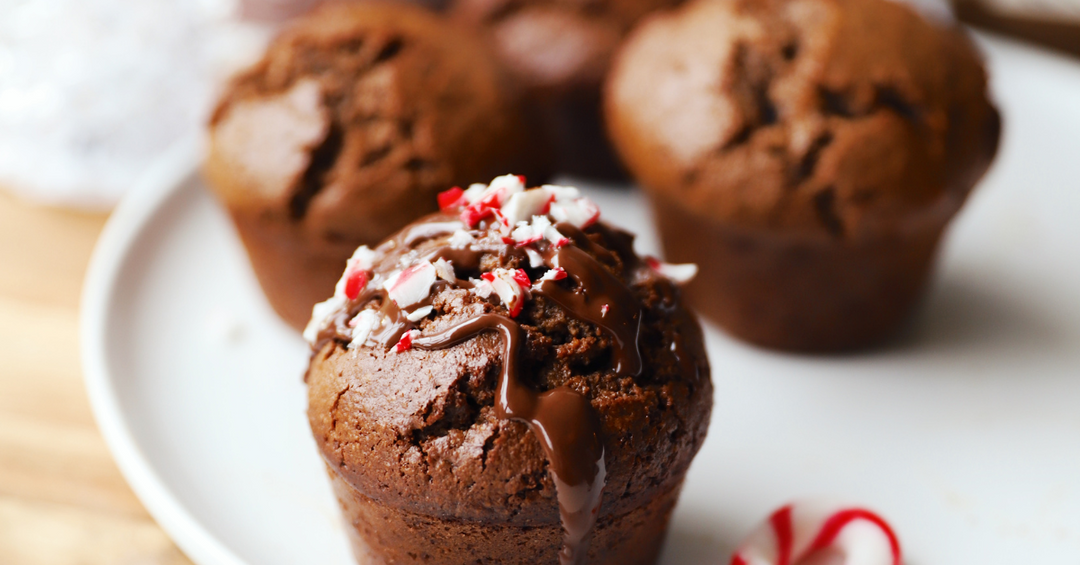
[[449, 0, 686, 180], [604, 0, 1000, 351], [204, 1, 547, 331], [305, 178, 712, 564]]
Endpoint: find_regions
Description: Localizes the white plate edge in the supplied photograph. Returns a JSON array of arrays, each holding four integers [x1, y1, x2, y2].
[[79, 135, 247, 565]]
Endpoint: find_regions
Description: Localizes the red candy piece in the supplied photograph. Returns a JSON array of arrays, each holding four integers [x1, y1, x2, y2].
[[512, 269, 531, 288], [540, 194, 555, 215], [344, 270, 368, 300], [515, 234, 543, 247], [395, 330, 415, 353], [481, 272, 495, 282], [438, 186, 464, 210], [460, 203, 493, 227], [550, 267, 567, 280]]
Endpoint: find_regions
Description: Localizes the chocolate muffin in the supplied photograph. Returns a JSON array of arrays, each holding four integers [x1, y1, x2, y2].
[[605, 0, 1001, 351], [449, 0, 684, 180], [305, 176, 712, 564], [204, 2, 546, 331]]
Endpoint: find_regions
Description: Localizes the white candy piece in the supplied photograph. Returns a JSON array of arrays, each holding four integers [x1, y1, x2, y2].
[[449, 229, 475, 248], [304, 295, 345, 345], [349, 310, 381, 349], [406, 305, 434, 322], [536, 267, 567, 284], [433, 258, 457, 283], [385, 262, 438, 308], [486, 174, 525, 204], [548, 192, 600, 228], [648, 258, 699, 284], [501, 188, 552, 225], [730, 500, 901, 565], [347, 245, 377, 272], [462, 183, 489, 204], [541, 184, 581, 201], [525, 248, 545, 268], [471, 278, 494, 299], [486, 268, 527, 316], [330, 245, 376, 298]]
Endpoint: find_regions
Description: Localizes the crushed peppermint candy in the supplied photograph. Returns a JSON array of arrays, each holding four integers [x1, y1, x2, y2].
[[501, 188, 554, 225], [550, 196, 600, 229], [344, 270, 368, 300], [385, 262, 438, 308], [437, 186, 465, 210], [349, 309, 382, 349], [446, 175, 601, 234], [480, 268, 529, 318], [433, 258, 456, 283], [536, 267, 568, 284], [406, 305, 434, 322], [303, 176, 656, 353], [525, 248, 545, 268], [646, 257, 699, 284], [304, 294, 345, 345], [448, 229, 475, 248], [472, 277, 495, 299], [510, 215, 569, 248], [395, 330, 420, 353]]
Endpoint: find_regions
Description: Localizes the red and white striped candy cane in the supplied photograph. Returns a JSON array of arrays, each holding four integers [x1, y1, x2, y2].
[[730, 500, 902, 565]]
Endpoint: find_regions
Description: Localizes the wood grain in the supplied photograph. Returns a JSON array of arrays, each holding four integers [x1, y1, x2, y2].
[[0, 188, 194, 565]]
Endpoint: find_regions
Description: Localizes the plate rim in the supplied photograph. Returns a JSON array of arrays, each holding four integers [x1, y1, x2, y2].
[[80, 136, 248, 565]]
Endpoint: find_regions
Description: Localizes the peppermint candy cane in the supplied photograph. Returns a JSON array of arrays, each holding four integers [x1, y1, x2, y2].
[[730, 501, 902, 565]]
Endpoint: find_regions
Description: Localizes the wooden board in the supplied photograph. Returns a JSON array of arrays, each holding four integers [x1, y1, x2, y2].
[[0, 188, 194, 565]]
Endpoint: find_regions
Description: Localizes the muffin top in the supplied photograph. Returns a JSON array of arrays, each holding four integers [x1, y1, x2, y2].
[[450, 0, 685, 100], [205, 1, 541, 246], [605, 0, 1001, 240], [305, 176, 712, 538]]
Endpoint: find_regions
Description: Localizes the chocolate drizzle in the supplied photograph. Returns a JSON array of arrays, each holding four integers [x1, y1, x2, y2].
[[540, 225, 643, 378], [413, 315, 607, 564], [312, 211, 662, 565]]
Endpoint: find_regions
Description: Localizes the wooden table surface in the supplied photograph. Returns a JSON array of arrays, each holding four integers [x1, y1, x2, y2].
[[0, 189, 193, 564]]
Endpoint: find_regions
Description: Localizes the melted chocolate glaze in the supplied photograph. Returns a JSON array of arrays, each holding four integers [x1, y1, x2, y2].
[[413, 314, 606, 564], [313, 211, 662, 564]]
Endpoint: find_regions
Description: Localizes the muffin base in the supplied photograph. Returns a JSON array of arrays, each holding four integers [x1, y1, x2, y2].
[[652, 196, 944, 352], [327, 465, 683, 565]]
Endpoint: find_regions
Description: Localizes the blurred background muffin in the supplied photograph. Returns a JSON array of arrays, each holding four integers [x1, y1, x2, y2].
[[450, 0, 686, 180], [605, 0, 1001, 351], [204, 1, 548, 331]]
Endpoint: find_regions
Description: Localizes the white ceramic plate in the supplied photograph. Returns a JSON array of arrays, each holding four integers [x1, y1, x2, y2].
[[82, 34, 1080, 565]]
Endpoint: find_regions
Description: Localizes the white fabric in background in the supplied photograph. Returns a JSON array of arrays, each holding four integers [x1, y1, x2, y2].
[[0, 0, 267, 209]]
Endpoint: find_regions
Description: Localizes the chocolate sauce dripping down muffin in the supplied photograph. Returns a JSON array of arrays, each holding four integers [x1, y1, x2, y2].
[[449, 0, 685, 181], [204, 2, 548, 331], [305, 176, 711, 564], [605, 0, 1000, 351]]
